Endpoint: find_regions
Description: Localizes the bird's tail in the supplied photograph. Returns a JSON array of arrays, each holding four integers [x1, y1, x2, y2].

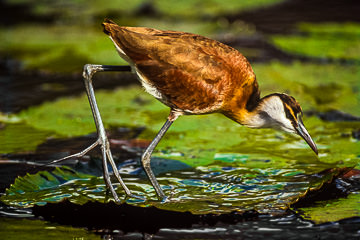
[[102, 18, 118, 35]]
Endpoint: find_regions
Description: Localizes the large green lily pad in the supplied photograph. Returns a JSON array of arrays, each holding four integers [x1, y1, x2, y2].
[[294, 192, 360, 224], [0, 160, 352, 215]]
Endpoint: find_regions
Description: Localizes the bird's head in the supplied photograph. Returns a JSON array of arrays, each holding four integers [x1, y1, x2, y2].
[[244, 93, 318, 154]]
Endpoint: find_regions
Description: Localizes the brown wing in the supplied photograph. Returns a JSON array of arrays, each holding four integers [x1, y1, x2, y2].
[[103, 19, 257, 113]]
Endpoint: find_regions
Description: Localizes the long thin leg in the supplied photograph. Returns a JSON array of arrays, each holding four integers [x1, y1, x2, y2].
[[141, 111, 180, 200], [82, 64, 138, 201]]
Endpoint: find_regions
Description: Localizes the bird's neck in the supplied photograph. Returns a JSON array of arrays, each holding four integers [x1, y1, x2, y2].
[[223, 94, 272, 129], [241, 108, 268, 128], [222, 84, 265, 127], [225, 107, 266, 129]]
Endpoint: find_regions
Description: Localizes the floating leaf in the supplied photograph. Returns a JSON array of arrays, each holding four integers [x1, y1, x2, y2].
[[1, 160, 350, 215], [271, 23, 360, 61], [294, 192, 360, 224], [0, 123, 56, 154]]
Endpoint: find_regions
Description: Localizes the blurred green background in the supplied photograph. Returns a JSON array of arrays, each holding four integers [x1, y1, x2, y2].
[[1, 0, 359, 146], [1, 0, 360, 234]]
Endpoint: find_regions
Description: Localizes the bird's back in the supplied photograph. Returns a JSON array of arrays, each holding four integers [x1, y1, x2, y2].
[[103, 19, 258, 115]]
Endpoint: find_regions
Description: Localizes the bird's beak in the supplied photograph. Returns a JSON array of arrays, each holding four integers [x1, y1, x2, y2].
[[296, 116, 318, 155]]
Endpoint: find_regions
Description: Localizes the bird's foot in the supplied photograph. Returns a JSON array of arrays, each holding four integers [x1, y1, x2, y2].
[[125, 193, 146, 201], [160, 195, 170, 203]]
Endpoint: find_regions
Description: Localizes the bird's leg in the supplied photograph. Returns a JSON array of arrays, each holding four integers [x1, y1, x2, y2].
[[141, 111, 180, 200], [82, 64, 139, 202]]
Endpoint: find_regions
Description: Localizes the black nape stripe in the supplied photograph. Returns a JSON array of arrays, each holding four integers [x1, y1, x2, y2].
[[245, 87, 260, 112]]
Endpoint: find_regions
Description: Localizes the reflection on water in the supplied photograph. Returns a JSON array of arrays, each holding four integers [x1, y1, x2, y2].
[[0, 155, 349, 216]]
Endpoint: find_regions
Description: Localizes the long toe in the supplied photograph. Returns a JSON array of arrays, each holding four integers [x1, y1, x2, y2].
[[160, 195, 170, 203], [127, 193, 146, 201]]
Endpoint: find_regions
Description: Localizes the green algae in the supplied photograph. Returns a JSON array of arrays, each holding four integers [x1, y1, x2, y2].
[[294, 193, 360, 224], [271, 22, 360, 61]]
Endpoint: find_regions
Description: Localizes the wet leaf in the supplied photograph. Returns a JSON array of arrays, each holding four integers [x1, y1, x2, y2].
[[0, 161, 349, 215], [295, 193, 360, 224]]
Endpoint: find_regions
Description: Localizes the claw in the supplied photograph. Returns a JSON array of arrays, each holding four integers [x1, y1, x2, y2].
[[160, 195, 169, 203]]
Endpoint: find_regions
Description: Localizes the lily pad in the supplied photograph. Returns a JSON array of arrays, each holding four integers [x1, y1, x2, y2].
[[0, 160, 350, 215], [0, 123, 56, 154], [271, 23, 360, 61], [295, 192, 360, 224]]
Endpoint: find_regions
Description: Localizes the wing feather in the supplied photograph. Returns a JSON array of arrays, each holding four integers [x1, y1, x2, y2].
[[103, 20, 257, 112]]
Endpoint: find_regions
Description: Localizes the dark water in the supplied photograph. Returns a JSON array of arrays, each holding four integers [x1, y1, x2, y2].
[[1, 203, 359, 240]]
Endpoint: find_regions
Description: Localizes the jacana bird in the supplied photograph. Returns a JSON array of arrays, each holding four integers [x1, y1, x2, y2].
[[61, 19, 318, 202]]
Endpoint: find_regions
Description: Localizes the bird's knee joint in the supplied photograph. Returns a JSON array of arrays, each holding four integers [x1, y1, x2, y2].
[[83, 64, 101, 79], [83, 64, 92, 79], [98, 136, 110, 149], [141, 153, 151, 167]]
